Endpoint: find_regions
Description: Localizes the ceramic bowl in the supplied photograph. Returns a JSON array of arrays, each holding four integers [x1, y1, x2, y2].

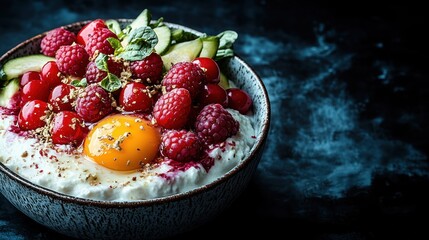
[[0, 20, 270, 240]]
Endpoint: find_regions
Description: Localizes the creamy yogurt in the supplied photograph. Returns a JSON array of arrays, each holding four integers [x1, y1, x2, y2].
[[0, 109, 255, 201]]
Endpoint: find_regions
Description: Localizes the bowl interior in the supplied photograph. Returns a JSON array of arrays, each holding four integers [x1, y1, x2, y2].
[[0, 20, 271, 205]]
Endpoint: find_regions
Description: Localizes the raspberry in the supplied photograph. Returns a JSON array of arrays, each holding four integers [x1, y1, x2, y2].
[[161, 129, 202, 162], [75, 84, 114, 122], [130, 52, 163, 85], [162, 62, 206, 99], [195, 103, 239, 145], [55, 44, 89, 77], [85, 28, 118, 58], [85, 58, 123, 84], [40, 27, 76, 57], [152, 88, 191, 129], [76, 19, 107, 46]]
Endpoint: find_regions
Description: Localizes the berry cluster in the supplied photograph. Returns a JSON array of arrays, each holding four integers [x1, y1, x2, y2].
[[13, 19, 253, 164]]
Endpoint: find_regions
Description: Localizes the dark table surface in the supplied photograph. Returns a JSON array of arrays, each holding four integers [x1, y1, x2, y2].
[[1, 1, 428, 239]]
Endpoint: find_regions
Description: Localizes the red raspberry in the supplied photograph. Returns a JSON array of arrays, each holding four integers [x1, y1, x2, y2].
[[162, 62, 206, 99], [85, 58, 123, 84], [85, 27, 118, 58], [40, 27, 76, 57], [55, 44, 89, 77], [51, 111, 87, 145], [161, 129, 202, 162], [152, 88, 191, 129], [76, 19, 107, 46], [195, 103, 239, 145], [75, 84, 114, 122], [130, 52, 163, 85]]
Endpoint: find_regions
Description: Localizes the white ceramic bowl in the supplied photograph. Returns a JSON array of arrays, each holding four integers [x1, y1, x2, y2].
[[0, 20, 270, 239]]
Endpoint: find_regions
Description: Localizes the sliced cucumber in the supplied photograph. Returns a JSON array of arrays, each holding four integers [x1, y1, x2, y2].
[[153, 25, 171, 55], [2, 54, 54, 80], [129, 9, 151, 30], [200, 36, 219, 58], [122, 9, 152, 47], [171, 29, 184, 42], [105, 19, 122, 35], [161, 38, 203, 71], [218, 71, 230, 89], [0, 79, 19, 108]]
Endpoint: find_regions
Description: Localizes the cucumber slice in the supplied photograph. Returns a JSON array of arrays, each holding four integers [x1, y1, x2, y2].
[[122, 9, 152, 47], [105, 19, 122, 35], [218, 71, 230, 89], [153, 25, 171, 55], [171, 29, 184, 42], [2, 54, 54, 80], [0, 79, 19, 108], [200, 36, 219, 58], [161, 38, 203, 71], [130, 9, 151, 30]]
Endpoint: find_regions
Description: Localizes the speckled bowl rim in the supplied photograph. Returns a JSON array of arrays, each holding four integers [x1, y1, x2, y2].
[[0, 20, 271, 208]]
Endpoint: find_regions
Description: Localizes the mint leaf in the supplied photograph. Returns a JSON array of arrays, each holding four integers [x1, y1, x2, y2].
[[118, 26, 158, 61], [107, 37, 124, 55], [119, 25, 132, 40], [215, 30, 238, 60], [217, 30, 238, 49], [118, 50, 151, 61], [216, 49, 234, 59], [95, 53, 109, 72], [127, 26, 158, 50], [99, 73, 121, 92], [71, 78, 88, 88]]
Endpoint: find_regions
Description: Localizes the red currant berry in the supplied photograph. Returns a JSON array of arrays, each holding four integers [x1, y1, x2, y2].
[[48, 84, 76, 112], [20, 71, 41, 87], [41, 61, 61, 89], [192, 57, 220, 84], [226, 88, 252, 114], [18, 100, 50, 130], [51, 111, 87, 145], [21, 80, 50, 107], [198, 83, 228, 107], [119, 82, 153, 112]]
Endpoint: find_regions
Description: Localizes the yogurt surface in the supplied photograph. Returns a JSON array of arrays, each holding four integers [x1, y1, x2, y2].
[[0, 109, 255, 201]]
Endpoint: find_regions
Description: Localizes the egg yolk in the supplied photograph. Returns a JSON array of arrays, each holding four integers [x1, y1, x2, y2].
[[83, 114, 161, 171]]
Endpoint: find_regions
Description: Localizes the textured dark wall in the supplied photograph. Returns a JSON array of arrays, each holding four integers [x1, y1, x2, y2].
[[1, 1, 428, 239]]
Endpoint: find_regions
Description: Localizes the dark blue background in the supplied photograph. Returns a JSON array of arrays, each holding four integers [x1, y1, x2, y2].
[[1, 1, 428, 239]]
